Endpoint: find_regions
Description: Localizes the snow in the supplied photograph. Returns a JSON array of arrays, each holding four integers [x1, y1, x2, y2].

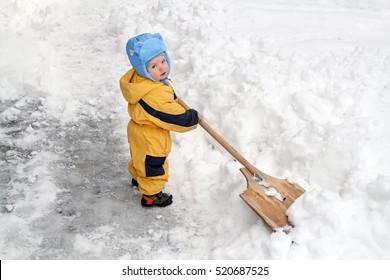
[[1, 0, 390, 261]]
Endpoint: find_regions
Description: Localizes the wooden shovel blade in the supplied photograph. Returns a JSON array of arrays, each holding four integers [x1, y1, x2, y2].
[[239, 168, 305, 230]]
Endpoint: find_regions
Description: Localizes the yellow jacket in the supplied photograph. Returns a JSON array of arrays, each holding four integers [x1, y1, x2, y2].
[[119, 68, 198, 195], [120, 68, 198, 132]]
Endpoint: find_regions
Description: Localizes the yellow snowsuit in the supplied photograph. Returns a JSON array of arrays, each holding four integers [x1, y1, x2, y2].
[[119, 69, 198, 195]]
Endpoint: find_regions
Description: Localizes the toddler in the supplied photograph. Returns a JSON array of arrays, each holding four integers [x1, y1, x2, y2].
[[119, 33, 201, 207]]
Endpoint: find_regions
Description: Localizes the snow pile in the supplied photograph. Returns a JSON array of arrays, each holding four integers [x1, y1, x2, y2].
[[288, 186, 390, 258], [1, 0, 390, 259], [170, 0, 390, 259]]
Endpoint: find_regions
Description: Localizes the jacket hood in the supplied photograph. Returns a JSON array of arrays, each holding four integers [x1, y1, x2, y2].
[[120, 68, 160, 104]]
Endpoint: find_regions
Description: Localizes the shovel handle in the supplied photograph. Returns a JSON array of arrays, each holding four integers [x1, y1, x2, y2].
[[178, 98, 260, 176]]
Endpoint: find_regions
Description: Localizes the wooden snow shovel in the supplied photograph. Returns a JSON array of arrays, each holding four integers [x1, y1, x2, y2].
[[178, 98, 305, 230]]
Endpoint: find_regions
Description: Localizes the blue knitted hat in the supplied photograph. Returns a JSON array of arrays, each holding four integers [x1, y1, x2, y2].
[[126, 33, 171, 81]]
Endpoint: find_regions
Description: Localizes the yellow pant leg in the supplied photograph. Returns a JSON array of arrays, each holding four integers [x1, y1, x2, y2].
[[136, 159, 169, 195], [129, 156, 167, 195], [127, 120, 171, 196], [128, 159, 137, 179]]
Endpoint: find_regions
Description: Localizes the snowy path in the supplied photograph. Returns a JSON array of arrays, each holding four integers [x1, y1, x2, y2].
[[2, 0, 390, 259], [1, 0, 212, 259]]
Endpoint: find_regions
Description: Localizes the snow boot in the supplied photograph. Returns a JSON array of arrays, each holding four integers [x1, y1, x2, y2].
[[141, 192, 173, 207], [131, 178, 139, 187]]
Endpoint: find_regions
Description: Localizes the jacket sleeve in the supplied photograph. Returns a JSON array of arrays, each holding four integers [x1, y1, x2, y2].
[[139, 93, 199, 132]]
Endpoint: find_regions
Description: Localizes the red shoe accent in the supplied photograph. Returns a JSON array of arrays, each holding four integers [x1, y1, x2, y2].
[[142, 195, 156, 205]]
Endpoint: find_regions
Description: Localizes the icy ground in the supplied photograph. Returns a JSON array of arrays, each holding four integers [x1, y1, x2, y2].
[[1, 0, 390, 259]]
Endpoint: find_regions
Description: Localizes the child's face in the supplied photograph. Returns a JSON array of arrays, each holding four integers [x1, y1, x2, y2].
[[147, 54, 169, 81]]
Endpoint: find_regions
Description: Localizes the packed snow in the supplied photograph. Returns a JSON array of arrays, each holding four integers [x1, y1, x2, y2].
[[1, 0, 390, 260]]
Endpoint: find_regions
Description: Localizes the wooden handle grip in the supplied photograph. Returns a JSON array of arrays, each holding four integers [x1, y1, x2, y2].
[[178, 98, 259, 176]]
